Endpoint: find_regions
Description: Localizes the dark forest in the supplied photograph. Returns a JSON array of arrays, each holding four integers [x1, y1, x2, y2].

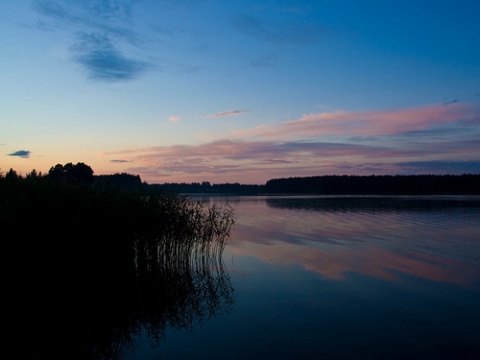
[[154, 174, 480, 195]]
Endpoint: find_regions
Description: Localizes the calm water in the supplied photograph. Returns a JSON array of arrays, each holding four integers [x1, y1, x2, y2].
[[125, 195, 480, 360]]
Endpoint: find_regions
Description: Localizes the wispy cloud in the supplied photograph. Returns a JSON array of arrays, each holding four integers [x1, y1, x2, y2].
[[206, 109, 249, 118], [396, 160, 480, 174], [168, 115, 181, 122], [234, 103, 480, 140], [8, 150, 31, 158], [105, 138, 476, 172], [34, 0, 150, 81], [33, 0, 138, 41], [250, 55, 278, 68], [99, 103, 480, 183], [71, 33, 150, 81], [100, 136, 473, 183], [443, 99, 458, 105], [231, 13, 326, 45]]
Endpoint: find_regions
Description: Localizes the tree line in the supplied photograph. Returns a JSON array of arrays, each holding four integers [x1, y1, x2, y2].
[[1, 162, 146, 190], [263, 174, 480, 195], [154, 174, 480, 195], [2, 163, 479, 194]]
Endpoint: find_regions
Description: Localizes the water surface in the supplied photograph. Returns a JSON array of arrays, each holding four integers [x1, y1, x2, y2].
[[125, 195, 480, 359]]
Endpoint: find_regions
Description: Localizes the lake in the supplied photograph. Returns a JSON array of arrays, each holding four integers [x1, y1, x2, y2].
[[123, 195, 480, 360]]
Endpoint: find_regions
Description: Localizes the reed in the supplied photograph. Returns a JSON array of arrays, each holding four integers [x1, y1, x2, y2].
[[130, 192, 234, 271], [1, 167, 235, 360]]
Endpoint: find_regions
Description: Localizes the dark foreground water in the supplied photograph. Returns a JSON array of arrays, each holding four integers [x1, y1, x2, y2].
[[123, 195, 480, 360]]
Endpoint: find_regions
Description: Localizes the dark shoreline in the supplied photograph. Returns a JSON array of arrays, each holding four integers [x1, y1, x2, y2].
[[151, 174, 480, 196]]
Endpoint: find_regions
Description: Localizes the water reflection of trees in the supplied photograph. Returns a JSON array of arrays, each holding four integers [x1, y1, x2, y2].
[[2, 180, 235, 360], [265, 196, 480, 213], [4, 231, 233, 360]]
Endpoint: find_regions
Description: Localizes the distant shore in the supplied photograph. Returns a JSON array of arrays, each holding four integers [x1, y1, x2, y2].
[[150, 174, 480, 195]]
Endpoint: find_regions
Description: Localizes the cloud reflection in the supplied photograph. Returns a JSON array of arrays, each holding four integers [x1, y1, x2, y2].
[[227, 198, 480, 286]]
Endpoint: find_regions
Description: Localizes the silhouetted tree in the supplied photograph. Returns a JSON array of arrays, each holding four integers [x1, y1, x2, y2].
[[95, 173, 144, 191], [4, 168, 19, 182], [47, 162, 94, 185], [25, 169, 40, 180]]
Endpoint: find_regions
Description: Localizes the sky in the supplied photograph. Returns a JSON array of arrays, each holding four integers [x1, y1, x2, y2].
[[1, 0, 480, 185]]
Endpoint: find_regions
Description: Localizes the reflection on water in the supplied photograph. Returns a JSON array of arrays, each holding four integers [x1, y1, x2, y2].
[[4, 233, 233, 360], [225, 196, 480, 286], [265, 194, 480, 213], [152, 195, 479, 360], [8, 195, 479, 359]]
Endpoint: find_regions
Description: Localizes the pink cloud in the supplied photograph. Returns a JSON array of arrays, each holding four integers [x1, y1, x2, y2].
[[206, 109, 249, 118], [99, 103, 480, 184], [100, 137, 480, 184], [234, 103, 479, 139], [168, 115, 181, 122]]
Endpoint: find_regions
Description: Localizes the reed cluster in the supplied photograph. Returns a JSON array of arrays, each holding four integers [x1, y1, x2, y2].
[[1, 168, 235, 264], [133, 193, 234, 271], [1, 166, 235, 360]]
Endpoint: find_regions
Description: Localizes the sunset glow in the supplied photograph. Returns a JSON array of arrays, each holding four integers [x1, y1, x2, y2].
[[1, 1, 479, 184]]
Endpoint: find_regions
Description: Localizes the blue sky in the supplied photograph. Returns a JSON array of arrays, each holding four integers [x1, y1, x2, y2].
[[1, 0, 479, 184]]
